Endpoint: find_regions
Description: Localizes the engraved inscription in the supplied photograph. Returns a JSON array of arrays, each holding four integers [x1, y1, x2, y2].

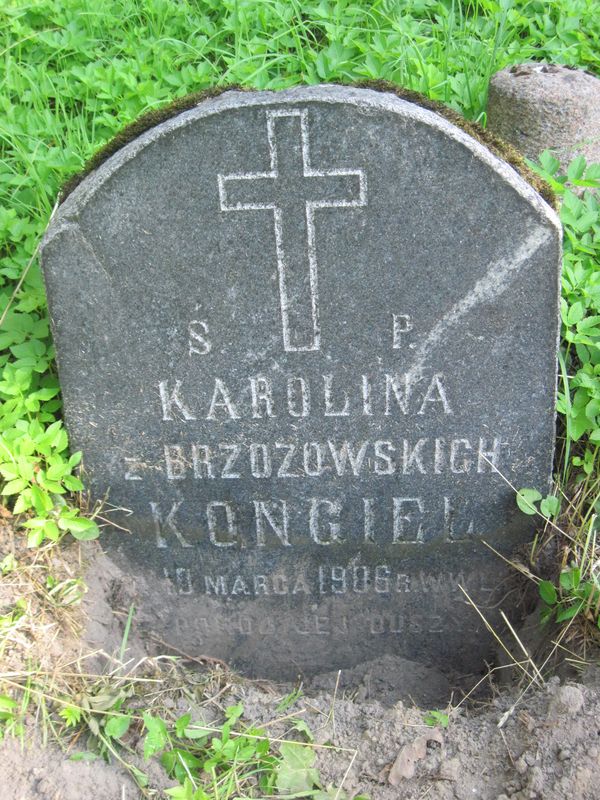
[[188, 319, 212, 356], [149, 494, 477, 550], [392, 314, 413, 348], [161, 563, 482, 602], [218, 109, 367, 352], [158, 372, 452, 421], [160, 437, 508, 480]]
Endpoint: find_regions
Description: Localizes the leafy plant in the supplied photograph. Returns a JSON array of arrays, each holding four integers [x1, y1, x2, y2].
[[150, 703, 279, 797], [423, 709, 449, 728], [0, 427, 99, 545], [539, 566, 600, 627], [139, 701, 351, 799], [165, 779, 210, 800], [0, 695, 19, 740], [516, 489, 561, 518], [526, 153, 600, 481], [276, 741, 321, 794], [276, 685, 304, 713], [515, 154, 600, 643]]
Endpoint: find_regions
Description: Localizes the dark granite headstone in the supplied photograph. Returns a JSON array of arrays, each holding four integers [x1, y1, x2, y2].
[[41, 86, 561, 677]]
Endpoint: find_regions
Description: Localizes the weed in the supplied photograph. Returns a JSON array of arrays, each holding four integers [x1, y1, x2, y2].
[[423, 709, 449, 728], [527, 153, 600, 481], [0, 534, 355, 797], [515, 153, 600, 646], [276, 684, 304, 713], [156, 704, 281, 797], [539, 566, 600, 627], [516, 488, 561, 519], [1, 662, 354, 798], [0, 694, 20, 739]]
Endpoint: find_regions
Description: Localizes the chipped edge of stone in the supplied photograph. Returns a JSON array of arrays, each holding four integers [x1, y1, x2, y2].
[[42, 84, 561, 251]]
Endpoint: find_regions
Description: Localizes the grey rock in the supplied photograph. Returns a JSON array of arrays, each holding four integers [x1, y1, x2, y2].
[[548, 684, 585, 717], [437, 756, 460, 781], [40, 86, 561, 678], [515, 756, 529, 775], [487, 63, 600, 169]]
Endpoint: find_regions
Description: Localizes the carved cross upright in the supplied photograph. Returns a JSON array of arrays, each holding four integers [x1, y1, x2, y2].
[[218, 109, 367, 352]]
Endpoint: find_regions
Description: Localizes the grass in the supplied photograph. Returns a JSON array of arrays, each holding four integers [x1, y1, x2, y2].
[[0, 535, 358, 798], [0, 523, 357, 797], [1, 0, 600, 794]]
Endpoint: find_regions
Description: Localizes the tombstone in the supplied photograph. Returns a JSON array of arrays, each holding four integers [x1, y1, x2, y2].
[[41, 86, 561, 678]]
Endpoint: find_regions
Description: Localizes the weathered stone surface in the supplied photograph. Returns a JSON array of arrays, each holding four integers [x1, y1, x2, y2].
[[487, 63, 600, 169], [41, 86, 561, 677]]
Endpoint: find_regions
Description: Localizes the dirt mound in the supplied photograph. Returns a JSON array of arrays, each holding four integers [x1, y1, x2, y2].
[[2, 677, 600, 799], [2, 523, 600, 799]]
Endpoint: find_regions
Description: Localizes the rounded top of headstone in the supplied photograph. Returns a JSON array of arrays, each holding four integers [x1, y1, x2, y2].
[[46, 85, 559, 246], [487, 64, 600, 166]]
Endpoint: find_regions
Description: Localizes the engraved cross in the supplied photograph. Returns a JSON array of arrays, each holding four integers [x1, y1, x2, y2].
[[218, 109, 367, 352]]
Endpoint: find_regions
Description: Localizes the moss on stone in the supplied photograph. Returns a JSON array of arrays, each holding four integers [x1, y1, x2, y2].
[[354, 80, 557, 210], [60, 80, 557, 210], [61, 85, 244, 199]]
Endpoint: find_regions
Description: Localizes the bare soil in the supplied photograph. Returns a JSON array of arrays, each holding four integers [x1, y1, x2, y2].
[[1, 522, 600, 800]]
